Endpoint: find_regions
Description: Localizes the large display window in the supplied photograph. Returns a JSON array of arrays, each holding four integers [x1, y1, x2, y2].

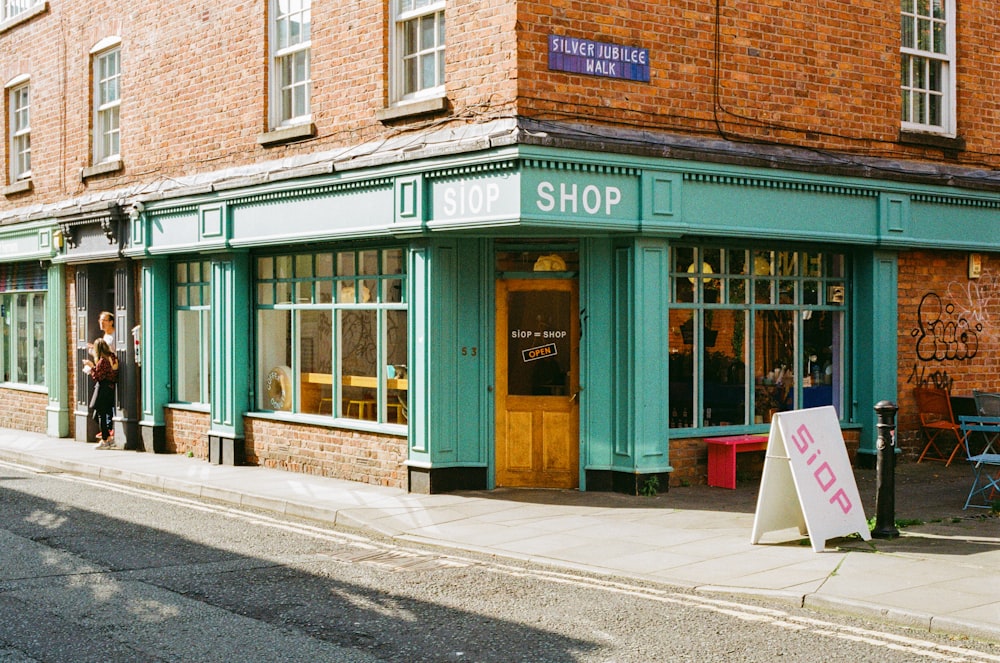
[[255, 248, 407, 425], [0, 263, 46, 387], [173, 260, 211, 405], [668, 246, 847, 430]]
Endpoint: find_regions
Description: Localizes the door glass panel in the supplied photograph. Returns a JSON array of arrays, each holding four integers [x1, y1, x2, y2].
[[506, 289, 571, 396]]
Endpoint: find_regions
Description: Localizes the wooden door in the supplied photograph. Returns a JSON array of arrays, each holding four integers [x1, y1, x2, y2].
[[495, 279, 579, 488]]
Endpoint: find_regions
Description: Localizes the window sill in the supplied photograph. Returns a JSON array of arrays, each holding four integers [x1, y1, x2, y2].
[[0, 1, 47, 33], [376, 96, 449, 123], [257, 122, 316, 147], [3, 178, 32, 197], [0, 382, 47, 394], [246, 411, 407, 435], [898, 130, 966, 152], [81, 158, 123, 181], [166, 403, 211, 414]]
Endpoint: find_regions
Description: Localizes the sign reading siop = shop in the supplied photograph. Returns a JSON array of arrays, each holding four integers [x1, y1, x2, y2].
[[431, 167, 640, 228]]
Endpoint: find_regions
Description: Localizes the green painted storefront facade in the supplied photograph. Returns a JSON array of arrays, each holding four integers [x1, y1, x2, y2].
[[106, 143, 999, 490]]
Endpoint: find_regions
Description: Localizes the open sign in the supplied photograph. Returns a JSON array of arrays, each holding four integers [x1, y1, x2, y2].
[[522, 343, 558, 362]]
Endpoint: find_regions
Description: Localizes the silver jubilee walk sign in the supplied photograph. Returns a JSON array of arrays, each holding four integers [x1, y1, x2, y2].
[[751, 406, 870, 552]]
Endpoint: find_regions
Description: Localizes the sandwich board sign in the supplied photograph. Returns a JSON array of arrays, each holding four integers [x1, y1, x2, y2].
[[750, 406, 870, 552]]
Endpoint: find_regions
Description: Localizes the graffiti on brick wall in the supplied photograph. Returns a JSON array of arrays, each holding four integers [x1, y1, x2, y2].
[[906, 363, 955, 391], [911, 292, 981, 362], [906, 270, 998, 390], [946, 270, 999, 345]]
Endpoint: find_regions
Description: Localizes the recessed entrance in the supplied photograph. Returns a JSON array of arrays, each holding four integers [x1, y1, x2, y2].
[[495, 278, 579, 488]]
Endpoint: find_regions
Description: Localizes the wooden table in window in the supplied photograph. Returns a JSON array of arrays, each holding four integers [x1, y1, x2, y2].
[[302, 373, 408, 420]]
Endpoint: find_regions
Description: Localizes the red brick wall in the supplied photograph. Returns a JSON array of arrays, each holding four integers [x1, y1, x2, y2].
[[245, 418, 407, 489], [516, 0, 1000, 167], [0, 1, 517, 210], [0, 387, 47, 432], [159, 408, 406, 488], [896, 250, 1000, 457], [164, 408, 210, 459]]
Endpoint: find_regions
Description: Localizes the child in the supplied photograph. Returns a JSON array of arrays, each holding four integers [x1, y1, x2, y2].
[[85, 338, 119, 450]]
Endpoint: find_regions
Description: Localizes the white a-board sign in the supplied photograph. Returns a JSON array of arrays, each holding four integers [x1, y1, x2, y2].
[[751, 406, 870, 552]]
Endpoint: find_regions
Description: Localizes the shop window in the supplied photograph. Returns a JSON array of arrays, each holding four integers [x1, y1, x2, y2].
[[669, 247, 846, 431], [173, 260, 211, 405], [255, 248, 407, 425], [1, 290, 45, 387]]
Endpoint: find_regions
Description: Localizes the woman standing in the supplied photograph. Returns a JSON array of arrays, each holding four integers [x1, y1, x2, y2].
[[85, 338, 119, 450]]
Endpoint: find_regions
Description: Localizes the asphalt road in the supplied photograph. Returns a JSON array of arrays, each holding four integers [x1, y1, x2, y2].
[[2, 460, 1000, 662]]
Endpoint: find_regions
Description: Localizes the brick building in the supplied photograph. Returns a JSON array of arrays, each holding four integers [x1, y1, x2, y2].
[[1, 0, 998, 492]]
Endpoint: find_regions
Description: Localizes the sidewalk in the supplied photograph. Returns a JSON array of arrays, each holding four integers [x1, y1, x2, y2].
[[2, 427, 1000, 643]]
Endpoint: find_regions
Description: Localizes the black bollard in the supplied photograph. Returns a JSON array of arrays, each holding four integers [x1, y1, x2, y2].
[[872, 400, 900, 539]]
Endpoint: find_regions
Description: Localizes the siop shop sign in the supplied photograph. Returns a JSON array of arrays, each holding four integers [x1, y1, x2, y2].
[[433, 171, 637, 221]]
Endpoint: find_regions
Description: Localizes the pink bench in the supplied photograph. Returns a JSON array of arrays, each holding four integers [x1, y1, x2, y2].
[[706, 434, 769, 489]]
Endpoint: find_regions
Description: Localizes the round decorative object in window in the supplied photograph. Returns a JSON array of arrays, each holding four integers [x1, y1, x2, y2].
[[265, 365, 292, 411]]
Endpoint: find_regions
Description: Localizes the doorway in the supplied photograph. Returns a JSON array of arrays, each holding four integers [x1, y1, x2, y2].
[[494, 278, 579, 488]]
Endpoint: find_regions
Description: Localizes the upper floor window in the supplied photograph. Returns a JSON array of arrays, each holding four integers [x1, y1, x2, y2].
[[92, 45, 121, 164], [270, 0, 311, 128], [2, 0, 42, 22], [8, 80, 30, 181], [901, 0, 955, 134], [391, 0, 445, 104]]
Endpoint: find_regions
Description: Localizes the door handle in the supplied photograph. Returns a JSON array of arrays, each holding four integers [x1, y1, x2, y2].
[[569, 385, 583, 403]]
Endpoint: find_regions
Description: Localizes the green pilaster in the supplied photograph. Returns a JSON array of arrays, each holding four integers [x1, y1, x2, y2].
[[407, 239, 489, 492], [852, 250, 899, 465], [578, 238, 614, 486], [139, 258, 170, 451], [44, 261, 69, 437], [630, 239, 672, 472], [210, 253, 250, 442]]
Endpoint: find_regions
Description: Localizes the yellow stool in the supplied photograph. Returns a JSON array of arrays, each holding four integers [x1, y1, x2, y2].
[[387, 402, 407, 423], [345, 399, 376, 420]]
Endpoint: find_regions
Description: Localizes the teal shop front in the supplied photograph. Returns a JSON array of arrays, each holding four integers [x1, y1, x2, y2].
[[122, 144, 1000, 493]]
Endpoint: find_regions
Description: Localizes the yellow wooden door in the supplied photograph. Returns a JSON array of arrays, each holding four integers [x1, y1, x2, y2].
[[495, 279, 579, 488]]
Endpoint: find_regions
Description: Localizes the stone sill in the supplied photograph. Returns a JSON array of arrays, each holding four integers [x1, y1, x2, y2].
[[81, 158, 123, 181], [3, 179, 32, 196], [898, 130, 966, 152], [376, 96, 449, 123], [257, 122, 317, 147]]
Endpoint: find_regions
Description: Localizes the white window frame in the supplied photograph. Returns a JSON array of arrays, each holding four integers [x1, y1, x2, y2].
[[900, 0, 956, 135], [7, 77, 30, 181], [91, 41, 121, 165], [2, 0, 41, 22], [390, 0, 445, 105], [173, 260, 212, 406], [269, 0, 311, 129]]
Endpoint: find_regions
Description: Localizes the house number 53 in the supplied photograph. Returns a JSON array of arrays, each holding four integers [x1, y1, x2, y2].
[[461, 346, 478, 356]]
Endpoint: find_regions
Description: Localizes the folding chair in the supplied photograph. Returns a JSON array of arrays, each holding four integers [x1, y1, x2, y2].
[[913, 387, 965, 466], [959, 415, 1000, 509], [974, 390, 1000, 418]]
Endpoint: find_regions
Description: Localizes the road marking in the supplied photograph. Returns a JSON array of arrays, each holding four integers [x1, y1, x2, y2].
[[6, 462, 999, 662]]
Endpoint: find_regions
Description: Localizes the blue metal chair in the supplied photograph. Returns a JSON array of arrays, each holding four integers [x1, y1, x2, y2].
[[959, 415, 1000, 509]]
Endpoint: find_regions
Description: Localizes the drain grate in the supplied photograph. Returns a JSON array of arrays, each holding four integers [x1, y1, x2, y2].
[[330, 547, 475, 572]]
